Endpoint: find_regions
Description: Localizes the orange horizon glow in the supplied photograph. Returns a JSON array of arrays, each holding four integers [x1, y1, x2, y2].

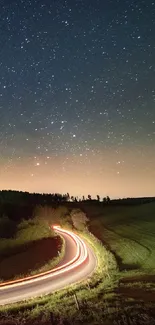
[[0, 148, 155, 198]]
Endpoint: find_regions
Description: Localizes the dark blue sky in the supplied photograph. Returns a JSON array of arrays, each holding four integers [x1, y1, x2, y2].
[[0, 0, 155, 197]]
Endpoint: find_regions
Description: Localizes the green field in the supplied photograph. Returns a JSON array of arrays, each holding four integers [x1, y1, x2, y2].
[[87, 202, 155, 274]]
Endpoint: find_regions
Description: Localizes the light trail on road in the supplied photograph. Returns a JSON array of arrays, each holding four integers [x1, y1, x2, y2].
[[0, 226, 97, 305]]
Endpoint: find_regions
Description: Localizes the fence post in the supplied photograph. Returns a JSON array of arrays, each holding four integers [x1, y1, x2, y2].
[[74, 293, 80, 310]]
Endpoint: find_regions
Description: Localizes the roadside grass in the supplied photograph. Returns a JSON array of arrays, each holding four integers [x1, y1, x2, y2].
[[1, 285, 155, 325], [77, 229, 118, 285]]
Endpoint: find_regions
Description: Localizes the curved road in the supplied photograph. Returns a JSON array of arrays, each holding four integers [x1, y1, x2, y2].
[[0, 226, 97, 305]]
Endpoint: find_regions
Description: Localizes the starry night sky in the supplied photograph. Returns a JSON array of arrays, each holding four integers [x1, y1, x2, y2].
[[0, 0, 155, 198]]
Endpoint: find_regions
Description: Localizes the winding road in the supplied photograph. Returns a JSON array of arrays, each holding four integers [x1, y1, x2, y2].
[[0, 226, 97, 305]]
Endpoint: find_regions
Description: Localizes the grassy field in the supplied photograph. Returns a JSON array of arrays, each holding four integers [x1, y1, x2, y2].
[[0, 206, 68, 282], [84, 202, 155, 322], [0, 203, 155, 324], [86, 202, 155, 274]]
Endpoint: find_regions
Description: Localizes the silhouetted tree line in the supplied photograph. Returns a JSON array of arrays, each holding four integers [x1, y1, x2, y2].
[[108, 197, 155, 206], [0, 190, 70, 221], [0, 190, 154, 222]]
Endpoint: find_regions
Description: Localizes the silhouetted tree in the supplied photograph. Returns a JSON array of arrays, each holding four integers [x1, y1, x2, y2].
[[82, 195, 85, 201], [106, 196, 110, 204], [103, 197, 107, 204], [97, 195, 100, 201], [88, 194, 91, 200], [66, 193, 70, 201]]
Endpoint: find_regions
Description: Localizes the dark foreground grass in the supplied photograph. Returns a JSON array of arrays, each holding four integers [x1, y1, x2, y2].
[[1, 291, 155, 325]]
